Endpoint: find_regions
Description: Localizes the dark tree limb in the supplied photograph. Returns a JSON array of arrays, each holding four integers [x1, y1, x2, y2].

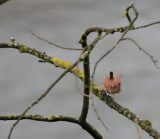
[[100, 93, 160, 138], [0, 114, 103, 139], [0, 0, 9, 5]]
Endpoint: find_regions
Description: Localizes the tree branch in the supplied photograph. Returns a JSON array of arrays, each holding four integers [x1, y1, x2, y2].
[[79, 31, 102, 121], [0, 0, 9, 5], [100, 93, 160, 138], [0, 114, 103, 139]]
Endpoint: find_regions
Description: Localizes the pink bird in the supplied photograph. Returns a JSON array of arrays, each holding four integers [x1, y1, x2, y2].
[[102, 72, 122, 94]]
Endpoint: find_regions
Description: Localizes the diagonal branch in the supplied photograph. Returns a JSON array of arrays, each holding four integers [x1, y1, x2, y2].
[[30, 30, 82, 50], [100, 93, 160, 138], [122, 37, 160, 69], [0, 0, 9, 5]]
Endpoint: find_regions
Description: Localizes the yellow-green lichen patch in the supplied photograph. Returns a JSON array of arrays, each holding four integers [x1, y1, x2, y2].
[[99, 95, 104, 101], [126, 108, 130, 111], [52, 58, 71, 69], [122, 10, 127, 17], [117, 107, 125, 113], [145, 119, 152, 126], [139, 121, 146, 130], [25, 114, 30, 118], [64, 61, 71, 69], [114, 43, 118, 47], [78, 38, 85, 44], [131, 25, 135, 29], [92, 87, 101, 96], [116, 27, 122, 32], [33, 51, 39, 57], [7, 115, 17, 119], [71, 67, 84, 78], [7, 115, 12, 119], [48, 115, 56, 120], [122, 27, 126, 30], [127, 114, 132, 119], [52, 58, 64, 67], [19, 46, 28, 53], [32, 115, 41, 120]]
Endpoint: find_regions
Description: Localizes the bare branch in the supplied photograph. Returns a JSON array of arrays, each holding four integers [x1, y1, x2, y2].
[[101, 93, 160, 138], [122, 37, 160, 69], [91, 97, 109, 131], [1, 114, 104, 139], [30, 30, 82, 50], [134, 117, 142, 139], [79, 31, 103, 121], [135, 21, 160, 30], [0, 0, 9, 5]]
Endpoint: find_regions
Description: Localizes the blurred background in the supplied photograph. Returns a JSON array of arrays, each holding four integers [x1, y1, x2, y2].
[[0, 0, 160, 139]]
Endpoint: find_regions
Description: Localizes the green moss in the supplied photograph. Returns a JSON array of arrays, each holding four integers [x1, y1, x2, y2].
[[131, 25, 135, 29], [49, 115, 56, 120], [19, 46, 28, 53], [145, 119, 152, 126], [92, 87, 101, 96], [140, 122, 146, 130], [126, 108, 130, 111], [64, 61, 71, 69], [122, 10, 127, 17], [78, 38, 85, 44], [99, 95, 104, 100], [114, 43, 118, 47], [117, 107, 124, 113], [72, 67, 84, 78], [32, 115, 41, 120]]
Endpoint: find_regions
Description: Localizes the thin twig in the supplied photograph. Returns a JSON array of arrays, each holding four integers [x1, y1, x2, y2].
[[91, 96, 109, 131], [122, 37, 160, 69], [135, 21, 160, 30], [30, 30, 82, 50], [134, 117, 142, 139]]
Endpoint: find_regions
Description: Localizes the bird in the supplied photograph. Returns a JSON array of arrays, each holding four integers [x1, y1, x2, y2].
[[102, 71, 122, 95]]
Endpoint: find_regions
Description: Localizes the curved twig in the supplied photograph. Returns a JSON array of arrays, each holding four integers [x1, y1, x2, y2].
[[30, 30, 82, 50], [122, 37, 159, 69]]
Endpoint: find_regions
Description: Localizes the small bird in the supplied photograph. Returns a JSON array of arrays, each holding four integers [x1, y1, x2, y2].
[[102, 72, 122, 94]]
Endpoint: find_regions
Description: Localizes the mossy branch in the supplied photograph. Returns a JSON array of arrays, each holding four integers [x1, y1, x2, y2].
[[0, 41, 85, 80], [0, 114, 103, 139]]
